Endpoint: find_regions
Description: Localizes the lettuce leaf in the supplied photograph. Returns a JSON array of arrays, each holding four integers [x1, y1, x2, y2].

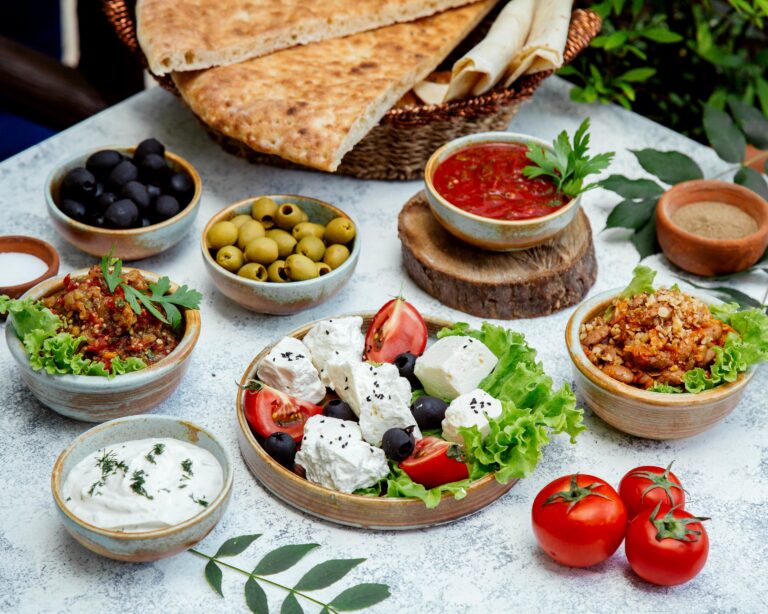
[[617, 265, 657, 300], [356, 463, 471, 509]]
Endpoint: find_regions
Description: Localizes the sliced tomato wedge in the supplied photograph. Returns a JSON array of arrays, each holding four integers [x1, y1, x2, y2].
[[364, 296, 428, 363], [399, 436, 469, 488], [243, 382, 322, 442]]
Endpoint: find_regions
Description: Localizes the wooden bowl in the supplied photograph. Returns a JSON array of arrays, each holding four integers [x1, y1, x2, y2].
[[46, 146, 202, 261], [0, 235, 59, 300], [5, 268, 201, 422], [565, 289, 754, 440], [201, 195, 360, 315], [236, 314, 518, 529], [656, 179, 768, 276]]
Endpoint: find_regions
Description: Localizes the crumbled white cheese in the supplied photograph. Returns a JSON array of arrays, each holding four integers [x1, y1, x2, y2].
[[414, 336, 498, 400], [256, 336, 326, 404], [302, 316, 365, 387], [441, 389, 502, 444]]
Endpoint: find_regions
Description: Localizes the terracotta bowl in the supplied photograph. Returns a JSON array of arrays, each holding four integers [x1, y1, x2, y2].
[[566, 289, 754, 440], [51, 415, 233, 562], [0, 235, 59, 300], [201, 195, 360, 315], [236, 314, 518, 529], [46, 146, 202, 261], [423, 132, 582, 251], [656, 179, 768, 276], [5, 268, 201, 422]]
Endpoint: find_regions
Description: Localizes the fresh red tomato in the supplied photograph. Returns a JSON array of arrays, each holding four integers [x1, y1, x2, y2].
[[532, 474, 628, 567], [242, 382, 322, 442], [364, 297, 428, 363], [399, 437, 469, 488], [619, 463, 685, 520], [625, 503, 709, 586]]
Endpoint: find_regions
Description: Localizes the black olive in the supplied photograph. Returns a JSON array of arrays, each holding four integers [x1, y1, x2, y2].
[[393, 352, 421, 388], [166, 171, 194, 205], [105, 199, 139, 229], [133, 138, 165, 163], [122, 181, 151, 210], [107, 160, 139, 190], [85, 150, 123, 180], [60, 199, 88, 222], [411, 396, 448, 430], [60, 167, 97, 201], [323, 399, 358, 422], [262, 432, 297, 469], [93, 191, 117, 214], [153, 194, 180, 221], [139, 153, 169, 184], [382, 427, 416, 462], [146, 183, 162, 202]]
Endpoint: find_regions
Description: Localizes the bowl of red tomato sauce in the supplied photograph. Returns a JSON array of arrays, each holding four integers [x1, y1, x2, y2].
[[424, 132, 582, 251]]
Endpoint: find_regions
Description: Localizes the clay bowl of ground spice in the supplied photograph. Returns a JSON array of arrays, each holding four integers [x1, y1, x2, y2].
[[656, 179, 768, 276]]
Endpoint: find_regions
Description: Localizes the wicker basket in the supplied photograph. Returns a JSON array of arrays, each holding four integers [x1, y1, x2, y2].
[[102, 1, 600, 180]]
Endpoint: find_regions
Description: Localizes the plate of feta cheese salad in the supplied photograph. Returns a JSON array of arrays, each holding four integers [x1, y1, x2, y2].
[[236, 297, 584, 529]]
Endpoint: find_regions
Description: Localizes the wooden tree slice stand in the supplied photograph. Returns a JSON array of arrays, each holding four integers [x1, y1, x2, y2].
[[398, 191, 597, 319]]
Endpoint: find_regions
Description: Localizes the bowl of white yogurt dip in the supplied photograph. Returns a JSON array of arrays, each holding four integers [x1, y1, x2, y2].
[[51, 414, 233, 562]]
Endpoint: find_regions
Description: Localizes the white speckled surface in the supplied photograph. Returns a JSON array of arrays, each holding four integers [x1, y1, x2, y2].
[[1, 78, 766, 613]]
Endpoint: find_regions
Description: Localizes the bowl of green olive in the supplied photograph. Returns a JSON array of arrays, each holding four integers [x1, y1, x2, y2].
[[201, 195, 360, 314]]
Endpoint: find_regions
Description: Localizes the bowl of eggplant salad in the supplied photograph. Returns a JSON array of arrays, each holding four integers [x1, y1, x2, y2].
[[236, 297, 585, 529]]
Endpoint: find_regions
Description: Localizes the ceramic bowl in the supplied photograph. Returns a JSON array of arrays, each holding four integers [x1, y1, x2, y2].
[[656, 179, 768, 276], [0, 235, 59, 299], [5, 268, 201, 422], [423, 132, 582, 251], [51, 415, 233, 562], [201, 195, 360, 315], [46, 146, 202, 261], [236, 314, 517, 529], [566, 289, 754, 440]]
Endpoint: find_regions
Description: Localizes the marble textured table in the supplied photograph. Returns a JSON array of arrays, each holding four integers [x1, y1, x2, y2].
[[1, 78, 766, 614]]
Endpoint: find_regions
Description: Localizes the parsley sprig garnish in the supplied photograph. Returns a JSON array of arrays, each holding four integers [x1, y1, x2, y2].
[[100, 252, 202, 330], [523, 117, 615, 201]]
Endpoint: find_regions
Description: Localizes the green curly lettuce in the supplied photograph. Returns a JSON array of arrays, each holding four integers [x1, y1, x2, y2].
[[357, 463, 471, 509]]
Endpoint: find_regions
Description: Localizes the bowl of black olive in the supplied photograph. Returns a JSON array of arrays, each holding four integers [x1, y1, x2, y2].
[[45, 139, 201, 260]]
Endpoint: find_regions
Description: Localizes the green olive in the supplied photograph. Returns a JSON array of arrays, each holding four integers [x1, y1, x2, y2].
[[237, 219, 266, 250], [237, 262, 268, 281], [244, 237, 279, 265], [298, 209, 309, 223], [265, 228, 297, 259], [296, 236, 325, 262], [230, 214, 253, 229], [323, 244, 350, 269], [275, 203, 306, 229], [315, 262, 332, 276], [216, 245, 244, 272], [292, 222, 326, 241], [325, 217, 356, 245], [285, 254, 319, 281], [207, 221, 238, 249], [267, 260, 289, 283], [251, 197, 278, 228]]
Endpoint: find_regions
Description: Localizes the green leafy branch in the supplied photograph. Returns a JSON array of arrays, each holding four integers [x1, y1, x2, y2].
[[190, 534, 390, 613]]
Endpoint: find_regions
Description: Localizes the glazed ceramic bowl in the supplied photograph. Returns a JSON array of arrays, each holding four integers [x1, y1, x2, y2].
[[236, 314, 517, 529], [46, 146, 202, 261], [0, 235, 59, 299], [201, 195, 360, 315], [656, 179, 768, 276], [5, 268, 201, 422], [51, 415, 233, 562], [566, 289, 754, 440], [423, 132, 582, 251]]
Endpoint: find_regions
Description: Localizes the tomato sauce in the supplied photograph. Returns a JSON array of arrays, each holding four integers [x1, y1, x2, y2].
[[432, 142, 568, 220]]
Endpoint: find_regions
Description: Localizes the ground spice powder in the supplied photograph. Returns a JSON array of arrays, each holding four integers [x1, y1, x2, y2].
[[671, 201, 758, 240]]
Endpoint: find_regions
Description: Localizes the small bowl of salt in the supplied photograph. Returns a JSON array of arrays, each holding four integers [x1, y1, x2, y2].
[[0, 236, 60, 302]]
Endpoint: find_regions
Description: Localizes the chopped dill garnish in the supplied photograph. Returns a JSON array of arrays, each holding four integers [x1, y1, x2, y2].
[[181, 458, 193, 479], [190, 494, 209, 508], [145, 442, 166, 465], [88, 449, 129, 496], [129, 469, 154, 500]]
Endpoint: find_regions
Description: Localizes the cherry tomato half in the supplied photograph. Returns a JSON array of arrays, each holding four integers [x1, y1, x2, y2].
[[399, 436, 469, 488], [243, 382, 322, 442], [625, 503, 709, 586], [619, 462, 685, 520], [364, 297, 428, 363], [532, 474, 628, 568]]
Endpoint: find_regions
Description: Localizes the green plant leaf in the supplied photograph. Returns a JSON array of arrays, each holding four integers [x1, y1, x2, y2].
[[280, 593, 303, 614], [729, 98, 768, 149], [329, 584, 391, 611], [605, 198, 657, 229], [600, 175, 664, 198], [215, 534, 262, 558], [631, 149, 703, 184], [205, 560, 224, 597], [294, 559, 366, 592], [703, 104, 747, 163], [630, 213, 660, 259], [619, 67, 657, 82], [640, 27, 683, 43], [682, 280, 762, 309], [603, 30, 629, 50], [252, 544, 320, 576], [735, 166, 768, 199], [245, 576, 269, 614]]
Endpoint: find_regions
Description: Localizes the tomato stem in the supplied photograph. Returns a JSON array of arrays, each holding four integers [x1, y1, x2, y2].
[[543, 474, 611, 512], [649, 502, 710, 543], [630, 461, 687, 508]]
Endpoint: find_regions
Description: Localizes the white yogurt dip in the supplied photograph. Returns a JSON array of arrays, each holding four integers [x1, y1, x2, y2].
[[0, 252, 48, 286], [62, 437, 223, 532]]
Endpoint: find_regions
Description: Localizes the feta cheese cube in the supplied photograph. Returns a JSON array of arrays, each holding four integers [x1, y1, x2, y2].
[[414, 336, 498, 400], [326, 361, 421, 446], [441, 389, 502, 444], [302, 316, 365, 386], [295, 415, 389, 493], [256, 336, 326, 404]]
